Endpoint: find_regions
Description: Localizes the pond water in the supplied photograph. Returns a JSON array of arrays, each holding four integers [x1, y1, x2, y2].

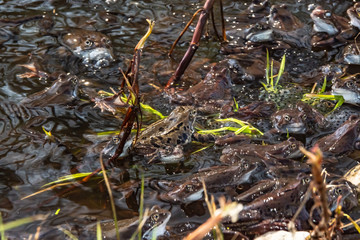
[[1, 0, 360, 239]]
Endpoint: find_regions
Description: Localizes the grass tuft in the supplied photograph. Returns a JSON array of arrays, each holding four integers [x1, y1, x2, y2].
[[261, 49, 286, 94]]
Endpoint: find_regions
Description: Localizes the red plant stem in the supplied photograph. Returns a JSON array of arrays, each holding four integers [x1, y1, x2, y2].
[[165, 0, 215, 88], [220, 0, 226, 41]]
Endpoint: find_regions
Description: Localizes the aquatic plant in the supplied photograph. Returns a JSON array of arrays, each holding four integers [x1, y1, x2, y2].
[[197, 117, 263, 136], [97, 90, 166, 119], [261, 49, 286, 94], [302, 77, 344, 113]]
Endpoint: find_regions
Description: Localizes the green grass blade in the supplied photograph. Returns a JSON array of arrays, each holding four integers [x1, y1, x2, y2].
[[197, 127, 241, 134], [233, 97, 239, 112], [320, 76, 327, 94], [215, 118, 249, 126], [0, 212, 5, 240], [191, 144, 213, 154], [0, 215, 46, 233], [344, 213, 360, 234], [140, 103, 166, 119], [275, 54, 286, 87], [266, 49, 270, 84], [138, 174, 145, 240], [59, 228, 79, 240], [42, 172, 103, 187], [97, 222, 102, 240], [270, 59, 274, 88]]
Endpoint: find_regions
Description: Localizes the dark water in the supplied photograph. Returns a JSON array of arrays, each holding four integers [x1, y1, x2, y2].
[[0, 0, 359, 239]]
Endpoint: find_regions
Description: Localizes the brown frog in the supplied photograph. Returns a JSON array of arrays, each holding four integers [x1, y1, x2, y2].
[[168, 61, 233, 114], [133, 106, 196, 163], [268, 4, 303, 32], [220, 137, 304, 165], [245, 4, 309, 48], [331, 73, 360, 105], [347, 3, 360, 30], [228, 173, 311, 223], [225, 175, 357, 233], [88, 205, 171, 239], [270, 101, 326, 134], [20, 73, 78, 107], [224, 101, 276, 121], [341, 43, 360, 65], [310, 6, 355, 48], [157, 161, 263, 204], [59, 28, 115, 68], [316, 115, 360, 156]]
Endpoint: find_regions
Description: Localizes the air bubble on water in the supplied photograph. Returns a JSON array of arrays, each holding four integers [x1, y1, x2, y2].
[[308, 4, 316, 11]]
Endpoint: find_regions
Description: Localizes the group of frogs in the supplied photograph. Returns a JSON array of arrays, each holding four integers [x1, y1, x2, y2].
[[122, 1, 360, 239], [4, 0, 360, 239]]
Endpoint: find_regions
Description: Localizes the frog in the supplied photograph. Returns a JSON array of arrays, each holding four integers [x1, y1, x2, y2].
[[228, 173, 357, 235], [234, 177, 293, 203], [225, 173, 312, 225], [20, 73, 78, 107], [326, 178, 358, 212], [132, 106, 196, 163], [341, 43, 360, 65], [310, 6, 355, 48], [344, 163, 360, 192], [267, 4, 310, 48], [59, 28, 115, 69], [224, 101, 276, 121], [88, 205, 171, 239], [237, 0, 270, 25], [316, 115, 360, 156], [347, 3, 360, 30], [167, 61, 233, 115], [219, 137, 304, 165], [331, 73, 360, 105], [269, 101, 326, 135], [244, 4, 310, 49], [157, 161, 263, 204]]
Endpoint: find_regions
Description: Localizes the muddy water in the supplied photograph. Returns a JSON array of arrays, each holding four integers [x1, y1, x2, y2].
[[0, 0, 359, 239]]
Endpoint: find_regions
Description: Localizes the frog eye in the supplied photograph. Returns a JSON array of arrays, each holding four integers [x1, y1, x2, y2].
[[324, 101, 334, 108], [243, 163, 249, 169], [112, 136, 121, 144], [346, 81, 355, 88], [291, 143, 297, 149], [151, 213, 160, 222], [324, 11, 332, 18], [284, 114, 291, 121], [84, 39, 94, 47], [237, 184, 244, 191], [335, 188, 343, 195], [302, 177, 311, 184], [185, 184, 194, 192]]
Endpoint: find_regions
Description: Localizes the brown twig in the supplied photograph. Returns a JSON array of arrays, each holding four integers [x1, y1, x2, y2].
[[165, 0, 216, 88], [210, 7, 221, 41], [300, 146, 331, 239], [168, 8, 203, 57], [219, 0, 226, 42]]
